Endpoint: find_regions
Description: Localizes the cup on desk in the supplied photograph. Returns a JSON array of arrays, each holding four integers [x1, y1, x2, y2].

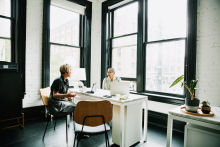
[[116, 94, 121, 99]]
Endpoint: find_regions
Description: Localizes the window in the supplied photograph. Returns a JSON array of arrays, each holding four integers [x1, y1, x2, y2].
[[0, 0, 11, 62], [50, 5, 81, 85], [145, 0, 186, 95], [117, 48, 121, 57], [117, 62, 121, 71], [111, 2, 138, 79], [102, 0, 197, 101], [66, 27, 71, 33]]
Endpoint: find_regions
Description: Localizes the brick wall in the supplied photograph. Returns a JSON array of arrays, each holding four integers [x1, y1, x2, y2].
[[196, 0, 220, 107], [23, 0, 43, 108]]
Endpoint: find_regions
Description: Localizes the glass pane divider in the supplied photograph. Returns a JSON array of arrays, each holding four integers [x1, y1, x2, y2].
[[145, 37, 186, 44], [0, 36, 11, 40], [112, 44, 137, 49], [112, 32, 137, 39], [0, 15, 11, 19], [50, 42, 80, 48]]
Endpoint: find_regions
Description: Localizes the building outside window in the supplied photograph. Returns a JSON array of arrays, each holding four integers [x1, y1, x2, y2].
[[117, 48, 121, 57], [0, 0, 11, 62], [145, 0, 186, 95], [50, 5, 80, 85], [112, 2, 138, 79]]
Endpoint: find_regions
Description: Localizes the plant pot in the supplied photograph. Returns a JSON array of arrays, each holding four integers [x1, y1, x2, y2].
[[185, 98, 200, 113], [201, 106, 211, 114]]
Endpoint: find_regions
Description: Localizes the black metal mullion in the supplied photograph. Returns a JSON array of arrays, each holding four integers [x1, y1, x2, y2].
[[136, 0, 144, 92], [0, 15, 11, 19], [50, 42, 80, 48], [11, 0, 16, 63], [146, 37, 186, 44], [112, 32, 137, 40], [110, 0, 138, 11], [0, 37, 11, 40], [121, 77, 137, 81]]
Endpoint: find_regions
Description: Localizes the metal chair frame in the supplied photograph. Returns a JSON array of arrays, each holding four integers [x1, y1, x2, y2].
[[73, 115, 110, 147]]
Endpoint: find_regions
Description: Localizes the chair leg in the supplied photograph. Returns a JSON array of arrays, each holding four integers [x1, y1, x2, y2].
[[66, 116, 68, 142], [106, 132, 110, 147], [42, 118, 50, 140], [73, 133, 77, 147], [54, 117, 57, 130]]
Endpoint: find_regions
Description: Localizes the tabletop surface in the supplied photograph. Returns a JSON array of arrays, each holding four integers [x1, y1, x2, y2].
[[169, 106, 220, 126], [69, 88, 148, 104]]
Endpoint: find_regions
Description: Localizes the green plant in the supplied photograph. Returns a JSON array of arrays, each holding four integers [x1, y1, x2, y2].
[[169, 75, 198, 100]]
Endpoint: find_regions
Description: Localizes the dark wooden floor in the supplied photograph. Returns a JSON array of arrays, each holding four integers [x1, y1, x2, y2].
[[0, 116, 184, 147]]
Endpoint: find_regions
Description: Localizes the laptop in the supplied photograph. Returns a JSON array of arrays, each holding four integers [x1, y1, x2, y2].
[[110, 82, 130, 96]]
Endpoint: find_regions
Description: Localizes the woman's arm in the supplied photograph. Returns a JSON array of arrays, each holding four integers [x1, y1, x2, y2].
[[53, 91, 76, 98]]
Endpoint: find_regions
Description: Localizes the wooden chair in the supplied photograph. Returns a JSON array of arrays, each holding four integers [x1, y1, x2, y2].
[[73, 100, 112, 147], [40, 87, 50, 118], [40, 87, 70, 142]]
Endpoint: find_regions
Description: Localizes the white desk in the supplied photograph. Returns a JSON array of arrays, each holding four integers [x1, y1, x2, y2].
[[69, 88, 148, 147], [166, 106, 220, 147]]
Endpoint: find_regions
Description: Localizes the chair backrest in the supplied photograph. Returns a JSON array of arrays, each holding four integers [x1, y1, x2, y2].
[[73, 100, 112, 127], [40, 87, 50, 106]]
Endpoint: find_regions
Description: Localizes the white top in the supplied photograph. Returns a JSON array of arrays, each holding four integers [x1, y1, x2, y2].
[[169, 106, 220, 126], [102, 76, 121, 90], [69, 88, 148, 105]]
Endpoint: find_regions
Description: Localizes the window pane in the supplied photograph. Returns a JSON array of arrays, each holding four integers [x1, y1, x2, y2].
[[145, 40, 185, 94], [112, 46, 137, 78], [0, 18, 11, 38], [114, 2, 138, 37], [148, 0, 187, 41], [113, 35, 137, 48], [0, 39, 11, 62], [122, 80, 137, 91], [50, 5, 79, 46], [0, 0, 11, 17], [50, 45, 80, 86]]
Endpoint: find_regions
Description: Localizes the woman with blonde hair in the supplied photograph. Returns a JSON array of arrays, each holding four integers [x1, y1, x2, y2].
[[48, 64, 76, 115]]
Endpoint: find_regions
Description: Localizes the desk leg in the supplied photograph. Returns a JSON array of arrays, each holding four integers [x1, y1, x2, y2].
[[166, 114, 173, 147], [120, 105, 125, 147], [67, 115, 70, 126], [143, 99, 148, 141]]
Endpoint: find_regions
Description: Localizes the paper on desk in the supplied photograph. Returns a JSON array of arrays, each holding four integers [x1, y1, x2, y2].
[[119, 94, 129, 100]]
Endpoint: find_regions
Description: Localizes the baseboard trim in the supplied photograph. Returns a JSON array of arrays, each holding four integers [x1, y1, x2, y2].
[[22, 105, 45, 121]]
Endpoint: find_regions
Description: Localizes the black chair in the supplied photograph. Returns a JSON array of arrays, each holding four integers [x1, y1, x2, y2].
[[40, 88, 70, 142], [73, 100, 112, 147]]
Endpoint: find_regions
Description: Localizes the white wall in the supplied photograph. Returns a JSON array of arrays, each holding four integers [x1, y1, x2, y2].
[[23, 0, 43, 108], [23, 0, 220, 109], [196, 0, 220, 107]]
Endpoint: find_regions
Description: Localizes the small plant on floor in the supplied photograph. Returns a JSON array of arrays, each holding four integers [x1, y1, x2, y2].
[[169, 75, 198, 100]]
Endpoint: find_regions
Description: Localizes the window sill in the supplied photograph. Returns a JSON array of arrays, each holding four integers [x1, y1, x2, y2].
[[129, 91, 185, 105]]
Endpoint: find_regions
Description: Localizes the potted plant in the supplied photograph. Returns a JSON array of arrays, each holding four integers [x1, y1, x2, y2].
[[201, 101, 211, 114], [169, 75, 199, 112]]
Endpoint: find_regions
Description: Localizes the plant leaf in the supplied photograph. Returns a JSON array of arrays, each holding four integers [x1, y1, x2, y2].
[[169, 75, 184, 88], [190, 79, 198, 91]]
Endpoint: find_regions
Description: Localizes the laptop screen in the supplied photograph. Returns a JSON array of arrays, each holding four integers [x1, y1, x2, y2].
[[110, 82, 130, 95]]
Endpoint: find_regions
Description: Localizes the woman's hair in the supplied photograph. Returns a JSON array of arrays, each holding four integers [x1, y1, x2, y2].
[[60, 64, 72, 74], [108, 67, 115, 73]]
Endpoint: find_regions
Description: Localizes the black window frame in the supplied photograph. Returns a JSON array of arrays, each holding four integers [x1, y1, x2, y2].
[[101, 0, 197, 105], [0, 0, 27, 95], [42, 0, 92, 88]]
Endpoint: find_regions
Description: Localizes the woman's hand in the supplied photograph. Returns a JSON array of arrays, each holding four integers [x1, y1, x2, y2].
[[67, 92, 77, 97]]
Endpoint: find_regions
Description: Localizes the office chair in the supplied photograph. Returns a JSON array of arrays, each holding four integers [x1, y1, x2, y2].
[[40, 87, 71, 142], [73, 100, 112, 147]]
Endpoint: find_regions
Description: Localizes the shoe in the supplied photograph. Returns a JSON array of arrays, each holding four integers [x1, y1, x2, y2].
[[77, 135, 89, 140]]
